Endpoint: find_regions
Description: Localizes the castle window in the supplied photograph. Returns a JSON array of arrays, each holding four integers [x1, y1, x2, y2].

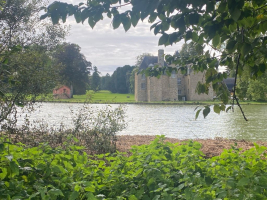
[[141, 74, 146, 80], [141, 83, 146, 90], [178, 90, 181, 95], [171, 70, 176, 78], [177, 78, 181, 85]]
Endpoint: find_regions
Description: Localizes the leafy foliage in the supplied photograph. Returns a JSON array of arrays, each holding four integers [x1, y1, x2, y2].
[[108, 65, 135, 94], [53, 43, 92, 95], [91, 66, 101, 92], [1, 136, 267, 199], [2, 104, 126, 155], [43, 0, 267, 119], [0, 0, 67, 123]]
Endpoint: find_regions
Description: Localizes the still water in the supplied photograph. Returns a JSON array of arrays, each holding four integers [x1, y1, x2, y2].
[[15, 103, 267, 141]]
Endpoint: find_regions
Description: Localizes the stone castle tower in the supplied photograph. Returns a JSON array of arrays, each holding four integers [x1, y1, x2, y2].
[[135, 49, 214, 102]]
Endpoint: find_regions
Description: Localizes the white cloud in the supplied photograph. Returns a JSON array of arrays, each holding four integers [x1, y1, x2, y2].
[[48, 0, 184, 75]]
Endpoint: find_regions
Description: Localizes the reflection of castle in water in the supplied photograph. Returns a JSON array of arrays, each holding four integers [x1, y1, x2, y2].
[[135, 49, 214, 102]]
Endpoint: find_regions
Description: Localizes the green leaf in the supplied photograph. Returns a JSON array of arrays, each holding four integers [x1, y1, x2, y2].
[[48, 189, 64, 197], [241, 43, 252, 56], [230, 8, 241, 21], [74, 12, 82, 23], [0, 168, 7, 180], [237, 177, 250, 186], [0, 143, 4, 152], [122, 15, 131, 32], [192, 32, 198, 42], [203, 106, 210, 118], [10, 161, 19, 176], [195, 109, 201, 120], [158, 34, 169, 46], [213, 104, 220, 114], [169, 32, 179, 45], [69, 191, 79, 200], [130, 12, 140, 27], [148, 12, 157, 23], [218, 2, 227, 13], [212, 34, 220, 47], [113, 15, 121, 29], [40, 13, 48, 20], [88, 18, 96, 29], [86, 192, 97, 200], [226, 40, 237, 51], [226, 106, 232, 112], [152, 195, 160, 200], [177, 183, 185, 190], [51, 13, 60, 25], [129, 195, 138, 200]]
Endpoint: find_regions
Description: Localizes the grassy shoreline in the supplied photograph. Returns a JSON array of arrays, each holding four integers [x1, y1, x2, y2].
[[40, 90, 267, 105]]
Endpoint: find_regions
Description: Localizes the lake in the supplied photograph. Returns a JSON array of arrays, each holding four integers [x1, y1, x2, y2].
[[13, 103, 267, 141]]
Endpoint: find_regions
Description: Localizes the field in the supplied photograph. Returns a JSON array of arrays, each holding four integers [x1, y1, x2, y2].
[[46, 90, 135, 103], [43, 90, 267, 105]]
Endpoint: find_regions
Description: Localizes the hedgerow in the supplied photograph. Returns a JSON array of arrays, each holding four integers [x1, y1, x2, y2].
[[0, 136, 267, 200]]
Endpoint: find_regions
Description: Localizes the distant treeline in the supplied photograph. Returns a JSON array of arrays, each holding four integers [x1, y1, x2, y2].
[[100, 65, 135, 94]]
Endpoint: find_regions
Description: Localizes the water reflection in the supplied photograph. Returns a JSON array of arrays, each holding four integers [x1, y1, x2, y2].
[[12, 103, 267, 141]]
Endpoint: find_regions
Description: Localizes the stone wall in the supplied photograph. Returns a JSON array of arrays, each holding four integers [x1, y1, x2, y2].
[[148, 76, 162, 101], [135, 73, 147, 101], [186, 71, 214, 101]]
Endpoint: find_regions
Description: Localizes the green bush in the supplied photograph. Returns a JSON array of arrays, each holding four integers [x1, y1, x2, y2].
[[1, 104, 126, 155], [0, 136, 267, 199]]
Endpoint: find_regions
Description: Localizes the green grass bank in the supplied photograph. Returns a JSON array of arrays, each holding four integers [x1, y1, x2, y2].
[[43, 90, 267, 105]]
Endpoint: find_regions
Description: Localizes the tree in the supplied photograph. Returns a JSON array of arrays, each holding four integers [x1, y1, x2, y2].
[[179, 42, 198, 59], [53, 43, 92, 95], [91, 66, 101, 92], [237, 70, 267, 101], [109, 65, 135, 94], [100, 73, 112, 91], [0, 0, 67, 124], [0, 0, 68, 53], [44, 0, 267, 120], [135, 53, 153, 67]]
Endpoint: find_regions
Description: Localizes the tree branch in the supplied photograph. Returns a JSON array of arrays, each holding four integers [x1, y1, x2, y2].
[[232, 27, 248, 121]]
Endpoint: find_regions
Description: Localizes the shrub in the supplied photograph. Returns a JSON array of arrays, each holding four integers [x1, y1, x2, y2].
[[0, 136, 267, 199], [1, 104, 126, 154]]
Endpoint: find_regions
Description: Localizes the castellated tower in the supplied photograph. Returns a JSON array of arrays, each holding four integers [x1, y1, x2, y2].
[[135, 49, 214, 102], [158, 49, 164, 67], [135, 49, 178, 102]]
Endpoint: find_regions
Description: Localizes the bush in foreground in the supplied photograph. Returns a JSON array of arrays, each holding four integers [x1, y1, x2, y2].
[[0, 136, 267, 199]]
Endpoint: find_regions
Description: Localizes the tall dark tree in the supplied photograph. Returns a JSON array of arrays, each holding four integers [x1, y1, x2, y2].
[[100, 73, 111, 90], [53, 43, 91, 95], [91, 66, 101, 92], [110, 65, 135, 94]]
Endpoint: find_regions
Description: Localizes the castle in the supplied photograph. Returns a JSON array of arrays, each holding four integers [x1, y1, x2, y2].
[[135, 49, 214, 102]]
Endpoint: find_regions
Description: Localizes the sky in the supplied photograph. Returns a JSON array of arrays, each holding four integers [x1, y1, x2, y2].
[[48, 0, 184, 75]]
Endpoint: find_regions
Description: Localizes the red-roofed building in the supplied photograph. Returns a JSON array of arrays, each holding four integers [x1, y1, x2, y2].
[[53, 85, 73, 99]]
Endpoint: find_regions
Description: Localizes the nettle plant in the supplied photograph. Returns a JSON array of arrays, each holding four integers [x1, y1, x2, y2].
[[0, 136, 267, 199], [41, 0, 267, 120]]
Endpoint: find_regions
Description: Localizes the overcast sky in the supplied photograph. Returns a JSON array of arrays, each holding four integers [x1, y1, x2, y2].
[[48, 0, 184, 75]]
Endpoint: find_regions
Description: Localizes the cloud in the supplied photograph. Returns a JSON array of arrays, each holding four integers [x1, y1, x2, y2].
[[48, 0, 184, 74]]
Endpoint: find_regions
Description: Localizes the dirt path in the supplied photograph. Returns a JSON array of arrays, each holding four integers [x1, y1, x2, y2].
[[117, 135, 267, 158]]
